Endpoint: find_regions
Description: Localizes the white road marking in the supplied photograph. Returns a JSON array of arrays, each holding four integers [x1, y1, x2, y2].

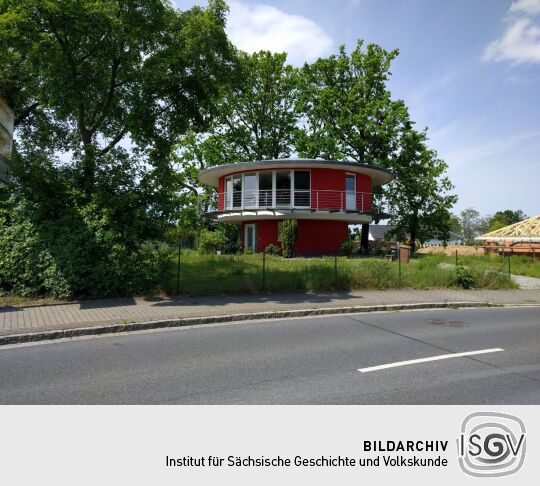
[[357, 348, 504, 373]]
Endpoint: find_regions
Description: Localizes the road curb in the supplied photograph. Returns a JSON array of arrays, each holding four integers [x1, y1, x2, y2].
[[0, 301, 501, 346]]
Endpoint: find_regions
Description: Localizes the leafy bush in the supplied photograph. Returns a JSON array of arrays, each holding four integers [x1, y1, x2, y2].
[[0, 217, 71, 298], [278, 219, 298, 258], [455, 262, 474, 289], [264, 244, 279, 256], [341, 238, 354, 257], [0, 206, 164, 299], [197, 229, 229, 254]]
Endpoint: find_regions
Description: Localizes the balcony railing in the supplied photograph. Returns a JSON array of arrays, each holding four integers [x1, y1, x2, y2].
[[212, 189, 376, 213]]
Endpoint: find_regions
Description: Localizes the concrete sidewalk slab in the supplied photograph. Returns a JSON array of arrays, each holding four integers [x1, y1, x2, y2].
[[1, 289, 540, 342]]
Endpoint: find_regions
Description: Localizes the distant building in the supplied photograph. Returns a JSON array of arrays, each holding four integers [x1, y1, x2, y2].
[[368, 225, 463, 247], [476, 215, 540, 256], [368, 224, 396, 242], [423, 232, 463, 247]]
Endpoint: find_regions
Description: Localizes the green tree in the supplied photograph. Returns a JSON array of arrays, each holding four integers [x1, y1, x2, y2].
[[0, 0, 233, 297], [175, 50, 299, 232], [295, 40, 455, 252], [459, 208, 489, 244], [448, 214, 462, 236], [278, 219, 298, 258], [487, 210, 527, 232], [296, 40, 408, 165], [384, 127, 457, 251]]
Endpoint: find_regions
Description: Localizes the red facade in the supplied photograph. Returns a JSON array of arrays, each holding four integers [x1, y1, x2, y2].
[[217, 168, 372, 212], [227, 167, 373, 254], [241, 219, 349, 255]]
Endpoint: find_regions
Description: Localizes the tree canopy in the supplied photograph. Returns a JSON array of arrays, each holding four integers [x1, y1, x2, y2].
[[0, 0, 234, 297], [486, 210, 527, 232], [383, 127, 456, 250], [296, 41, 408, 164]]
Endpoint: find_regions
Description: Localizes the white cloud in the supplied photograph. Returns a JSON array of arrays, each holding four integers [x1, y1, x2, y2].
[[226, 1, 334, 65], [509, 0, 540, 16], [484, 0, 540, 63], [443, 129, 540, 166], [484, 18, 540, 63]]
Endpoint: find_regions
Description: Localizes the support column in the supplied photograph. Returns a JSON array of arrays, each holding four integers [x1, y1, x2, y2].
[[361, 223, 369, 253]]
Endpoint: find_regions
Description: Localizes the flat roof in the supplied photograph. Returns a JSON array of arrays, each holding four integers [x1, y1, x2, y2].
[[198, 159, 394, 187]]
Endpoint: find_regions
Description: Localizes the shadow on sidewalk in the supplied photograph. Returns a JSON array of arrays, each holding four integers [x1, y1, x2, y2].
[[149, 291, 362, 308]]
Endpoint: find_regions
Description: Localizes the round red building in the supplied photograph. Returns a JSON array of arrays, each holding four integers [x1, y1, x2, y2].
[[198, 159, 393, 255]]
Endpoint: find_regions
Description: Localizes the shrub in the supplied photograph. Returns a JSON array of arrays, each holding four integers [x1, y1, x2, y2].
[[455, 262, 474, 289], [197, 229, 228, 254], [0, 207, 163, 299], [279, 219, 298, 258], [341, 238, 354, 257], [0, 218, 71, 298], [264, 244, 279, 256]]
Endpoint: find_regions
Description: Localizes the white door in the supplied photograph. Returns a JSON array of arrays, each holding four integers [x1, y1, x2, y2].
[[244, 224, 257, 252], [345, 174, 356, 210]]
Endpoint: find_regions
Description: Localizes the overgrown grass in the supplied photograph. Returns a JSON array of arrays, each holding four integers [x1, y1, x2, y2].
[[2, 251, 523, 305], [439, 254, 540, 279], [164, 251, 516, 296]]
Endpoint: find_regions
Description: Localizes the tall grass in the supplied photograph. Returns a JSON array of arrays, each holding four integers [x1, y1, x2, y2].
[[162, 251, 516, 296], [439, 254, 540, 279]]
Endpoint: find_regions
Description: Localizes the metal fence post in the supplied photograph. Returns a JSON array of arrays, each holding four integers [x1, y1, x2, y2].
[[262, 249, 266, 291], [398, 249, 402, 286], [455, 249, 458, 266], [175, 243, 181, 295]]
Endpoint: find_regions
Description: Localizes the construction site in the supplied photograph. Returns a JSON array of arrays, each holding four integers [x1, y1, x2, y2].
[[476, 214, 540, 258]]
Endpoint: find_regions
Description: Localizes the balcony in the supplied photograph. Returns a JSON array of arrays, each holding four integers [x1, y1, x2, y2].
[[208, 189, 377, 214]]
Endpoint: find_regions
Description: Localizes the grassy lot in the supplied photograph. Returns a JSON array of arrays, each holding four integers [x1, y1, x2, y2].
[[165, 251, 516, 296], [3, 251, 527, 305], [437, 254, 540, 279]]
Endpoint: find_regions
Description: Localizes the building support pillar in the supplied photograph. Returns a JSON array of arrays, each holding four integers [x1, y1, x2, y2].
[[361, 223, 369, 253]]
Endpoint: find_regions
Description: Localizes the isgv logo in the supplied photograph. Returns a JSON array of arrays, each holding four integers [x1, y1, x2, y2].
[[457, 412, 526, 477]]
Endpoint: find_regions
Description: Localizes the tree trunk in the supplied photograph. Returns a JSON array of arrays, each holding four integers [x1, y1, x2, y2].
[[409, 212, 418, 253]]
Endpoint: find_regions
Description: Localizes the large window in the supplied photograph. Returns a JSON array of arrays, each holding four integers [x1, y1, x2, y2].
[[293, 171, 310, 207], [275, 171, 291, 206], [224, 170, 312, 209], [345, 173, 356, 210], [225, 175, 242, 209], [258, 172, 273, 207], [244, 173, 257, 208]]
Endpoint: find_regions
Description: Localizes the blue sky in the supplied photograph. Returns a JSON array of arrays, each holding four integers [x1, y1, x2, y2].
[[176, 0, 540, 217]]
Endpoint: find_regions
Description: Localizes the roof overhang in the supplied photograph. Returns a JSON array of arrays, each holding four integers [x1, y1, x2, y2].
[[198, 159, 394, 188], [208, 208, 373, 224]]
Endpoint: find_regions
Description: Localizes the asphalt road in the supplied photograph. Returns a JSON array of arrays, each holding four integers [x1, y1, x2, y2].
[[1, 307, 539, 404]]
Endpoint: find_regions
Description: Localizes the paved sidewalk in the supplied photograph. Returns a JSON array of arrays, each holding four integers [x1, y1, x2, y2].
[[1, 289, 540, 337]]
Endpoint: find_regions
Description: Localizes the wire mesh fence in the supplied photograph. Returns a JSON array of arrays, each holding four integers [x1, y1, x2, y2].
[[172, 251, 354, 295], [166, 247, 520, 296]]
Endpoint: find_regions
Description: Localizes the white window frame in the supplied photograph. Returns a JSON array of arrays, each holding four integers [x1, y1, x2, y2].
[[225, 169, 312, 210], [292, 169, 311, 208], [345, 172, 356, 211]]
